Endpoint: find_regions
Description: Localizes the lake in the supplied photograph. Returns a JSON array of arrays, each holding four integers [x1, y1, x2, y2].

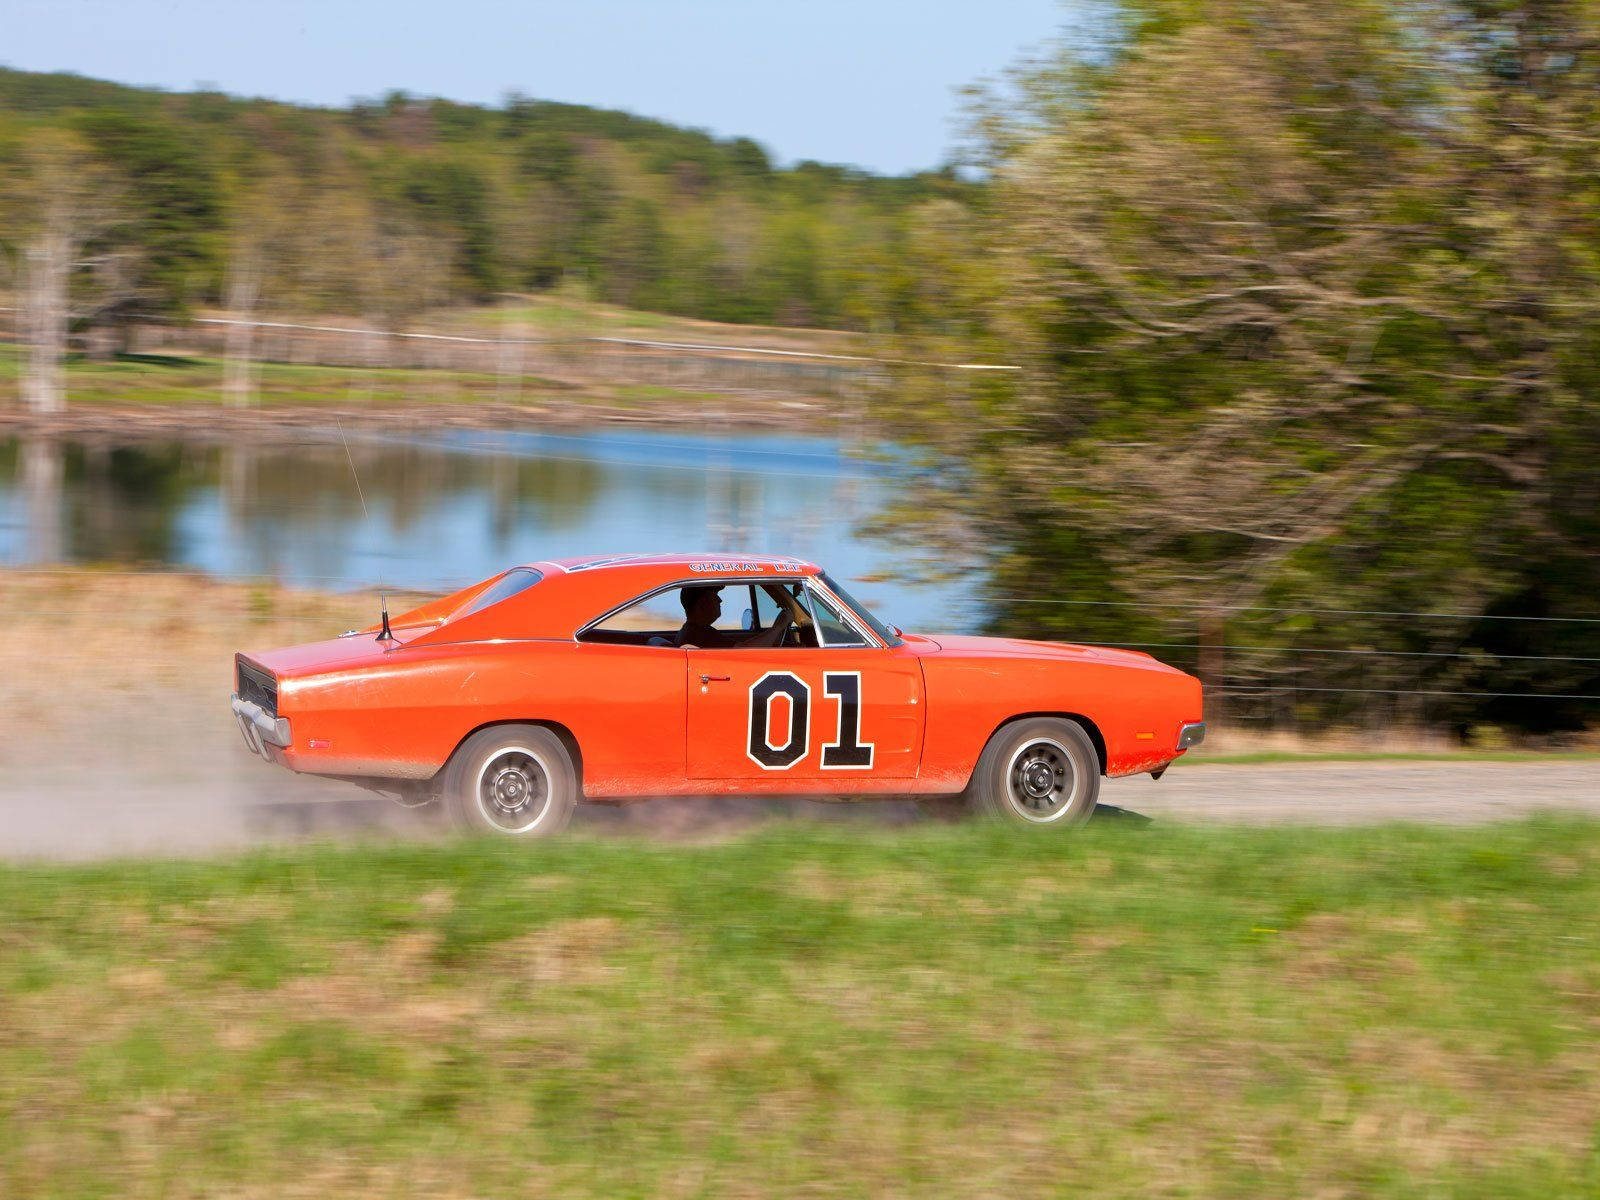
[[0, 427, 974, 631]]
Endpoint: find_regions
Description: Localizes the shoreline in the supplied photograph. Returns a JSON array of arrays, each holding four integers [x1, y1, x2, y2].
[[0, 394, 847, 443]]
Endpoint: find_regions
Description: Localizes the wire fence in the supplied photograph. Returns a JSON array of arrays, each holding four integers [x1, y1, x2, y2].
[[1070, 640, 1600, 663], [994, 596, 1600, 624], [0, 310, 1016, 403]]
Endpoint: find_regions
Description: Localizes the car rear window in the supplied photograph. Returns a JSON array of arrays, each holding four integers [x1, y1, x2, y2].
[[455, 568, 543, 618]]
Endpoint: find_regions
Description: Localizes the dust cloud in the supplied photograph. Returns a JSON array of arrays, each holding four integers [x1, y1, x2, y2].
[[6, 687, 1600, 862], [0, 687, 922, 861]]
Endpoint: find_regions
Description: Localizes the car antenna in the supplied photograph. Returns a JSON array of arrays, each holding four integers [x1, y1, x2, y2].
[[335, 418, 394, 643]]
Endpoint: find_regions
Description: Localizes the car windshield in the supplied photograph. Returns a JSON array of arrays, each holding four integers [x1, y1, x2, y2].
[[819, 572, 901, 647]]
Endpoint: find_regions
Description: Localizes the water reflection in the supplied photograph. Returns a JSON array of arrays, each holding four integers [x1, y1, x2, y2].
[[0, 427, 967, 629], [21, 438, 64, 563]]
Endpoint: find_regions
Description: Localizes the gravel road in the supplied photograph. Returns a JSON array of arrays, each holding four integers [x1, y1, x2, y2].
[[3, 698, 1597, 861], [1131, 758, 1600, 825]]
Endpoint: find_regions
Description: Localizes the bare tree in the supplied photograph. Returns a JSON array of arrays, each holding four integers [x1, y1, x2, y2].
[[220, 166, 327, 405], [12, 135, 130, 414], [363, 211, 452, 358], [221, 245, 263, 406]]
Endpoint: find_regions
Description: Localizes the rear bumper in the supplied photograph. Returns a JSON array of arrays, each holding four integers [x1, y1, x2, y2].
[[232, 694, 291, 759], [1177, 721, 1206, 750]]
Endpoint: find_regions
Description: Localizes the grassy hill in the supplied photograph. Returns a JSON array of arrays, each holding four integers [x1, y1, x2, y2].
[[2, 819, 1597, 1197]]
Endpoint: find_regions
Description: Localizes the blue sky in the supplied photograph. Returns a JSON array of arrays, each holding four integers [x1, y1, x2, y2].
[[6, 0, 1070, 174]]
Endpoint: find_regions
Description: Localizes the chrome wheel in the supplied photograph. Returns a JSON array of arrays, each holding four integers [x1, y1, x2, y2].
[[445, 725, 577, 839], [476, 747, 552, 834], [1004, 738, 1080, 823]]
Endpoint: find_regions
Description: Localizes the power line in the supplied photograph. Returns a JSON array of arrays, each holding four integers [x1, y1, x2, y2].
[[995, 596, 1600, 625], [1082, 640, 1600, 665], [1215, 684, 1600, 700], [186, 318, 1020, 371], [590, 335, 1019, 371]]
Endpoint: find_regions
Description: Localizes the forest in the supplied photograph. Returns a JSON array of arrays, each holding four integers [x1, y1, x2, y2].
[[0, 64, 962, 333]]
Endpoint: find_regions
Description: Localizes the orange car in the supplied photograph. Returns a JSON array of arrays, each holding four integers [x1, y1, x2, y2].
[[232, 554, 1205, 835]]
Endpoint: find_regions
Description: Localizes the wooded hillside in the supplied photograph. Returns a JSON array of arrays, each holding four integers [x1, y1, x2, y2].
[[0, 66, 963, 331]]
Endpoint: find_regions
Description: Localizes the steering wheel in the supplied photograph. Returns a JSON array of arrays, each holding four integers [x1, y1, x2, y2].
[[780, 622, 819, 648]]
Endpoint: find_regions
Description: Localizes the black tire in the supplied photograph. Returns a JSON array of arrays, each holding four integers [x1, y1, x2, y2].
[[442, 724, 577, 838], [964, 717, 1101, 829]]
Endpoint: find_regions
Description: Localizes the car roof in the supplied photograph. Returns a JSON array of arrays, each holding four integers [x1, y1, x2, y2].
[[537, 553, 822, 577]]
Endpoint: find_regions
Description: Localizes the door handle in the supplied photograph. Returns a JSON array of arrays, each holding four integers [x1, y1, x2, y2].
[[699, 673, 731, 684]]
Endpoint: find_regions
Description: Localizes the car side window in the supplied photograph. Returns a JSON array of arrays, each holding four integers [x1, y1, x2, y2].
[[579, 590, 684, 646], [704, 587, 751, 634], [577, 579, 876, 649], [753, 583, 785, 630], [804, 583, 869, 647], [581, 584, 769, 646]]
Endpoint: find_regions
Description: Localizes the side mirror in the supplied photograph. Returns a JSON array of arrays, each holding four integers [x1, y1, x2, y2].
[[889, 625, 904, 640], [741, 607, 755, 631]]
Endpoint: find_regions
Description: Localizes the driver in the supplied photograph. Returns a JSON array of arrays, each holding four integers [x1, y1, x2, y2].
[[677, 585, 798, 649]]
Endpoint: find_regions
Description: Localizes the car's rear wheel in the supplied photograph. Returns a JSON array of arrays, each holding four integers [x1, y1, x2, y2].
[[442, 725, 577, 838], [962, 717, 1101, 829]]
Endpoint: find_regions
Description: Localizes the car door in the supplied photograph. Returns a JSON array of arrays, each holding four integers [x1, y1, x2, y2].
[[685, 579, 924, 785]]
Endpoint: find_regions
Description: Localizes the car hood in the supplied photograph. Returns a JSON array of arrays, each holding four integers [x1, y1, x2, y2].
[[913, 632, 1184, 674]]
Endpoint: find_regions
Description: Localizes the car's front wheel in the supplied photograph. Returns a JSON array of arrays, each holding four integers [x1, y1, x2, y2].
[[963, 717, 1101, 829], [442, 724, 577, 838]]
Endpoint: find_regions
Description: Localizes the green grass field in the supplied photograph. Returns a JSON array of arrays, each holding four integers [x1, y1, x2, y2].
[[0, 292, 861, 415], [3, 820, 1598, 1197], [0, 343, 737, 412], [438, 293, 863, 346], [0, 342, 538, 408]]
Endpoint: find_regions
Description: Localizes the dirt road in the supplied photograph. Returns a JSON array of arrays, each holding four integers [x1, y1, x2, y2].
[[1132, 758, 1600, 824], [3, 695, 1597, 861]]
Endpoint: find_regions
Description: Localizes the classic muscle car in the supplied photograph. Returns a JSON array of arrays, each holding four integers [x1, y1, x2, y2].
[[232, 554, 1205, 835]]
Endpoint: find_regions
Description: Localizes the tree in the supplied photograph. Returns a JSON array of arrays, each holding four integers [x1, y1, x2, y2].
[[219, 169, 293, 406], [0, 65, 943, 333], [877, 0, 1600, 726], [75, 107, 221, 326], [399, 156, 499, 294], [4, 132, 131, 413]]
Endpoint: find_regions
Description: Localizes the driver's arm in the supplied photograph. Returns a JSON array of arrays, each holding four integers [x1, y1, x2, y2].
[[742, 587, 810, 647], [739, 607, 794, 647]]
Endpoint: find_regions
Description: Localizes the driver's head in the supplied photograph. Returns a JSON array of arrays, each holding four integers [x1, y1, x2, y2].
[[681, 585, 722, 626]]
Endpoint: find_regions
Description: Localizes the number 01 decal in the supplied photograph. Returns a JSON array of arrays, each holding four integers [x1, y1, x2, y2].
[[746, 671, 875, 771], [820, 672, 873, 769]]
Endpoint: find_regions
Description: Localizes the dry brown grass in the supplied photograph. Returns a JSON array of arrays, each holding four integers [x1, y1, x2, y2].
[[0, 568, 433, 736]]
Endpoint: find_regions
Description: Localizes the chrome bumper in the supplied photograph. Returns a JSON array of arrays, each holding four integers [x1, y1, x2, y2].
[[1177, 721, 1206, 749], [232, 694, 290, 758]]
